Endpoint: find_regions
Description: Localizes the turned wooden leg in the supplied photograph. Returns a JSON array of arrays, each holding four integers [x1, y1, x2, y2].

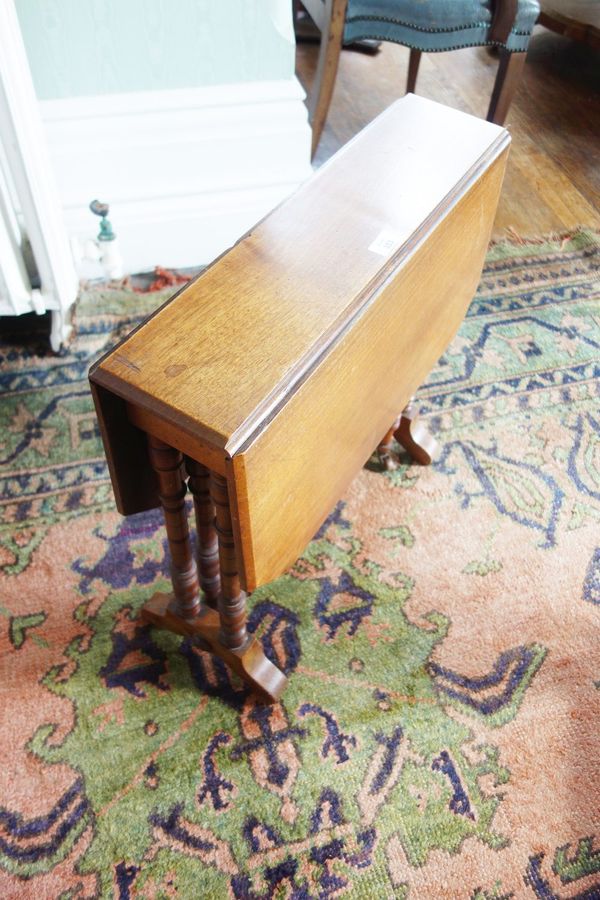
[[146, 435, 201, 618], [394, 398, 438, 465], [377, 416, 401, 471], [141, 448, 287, 702], [377, 399, 438, 469], [210, 473, 248, 650], [487, 49, 526, 125], [407, 48, 422, 94], [185, 457, 220, 609]]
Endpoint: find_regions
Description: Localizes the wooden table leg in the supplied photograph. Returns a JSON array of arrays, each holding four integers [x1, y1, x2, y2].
[[139, 438, 287, 703], [377, 416, 401, 471], [145, 435, 201, 618], [209, 473, 287, 701], [185, 457, 220, 609], [377, 398, 439, 469], [209, 473, 249, 649], [395, 398, 438, 465]]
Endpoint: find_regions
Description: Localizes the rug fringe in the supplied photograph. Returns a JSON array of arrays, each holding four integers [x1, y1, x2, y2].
[[489, 224, 599, 251], [133, 267, 192, 294]]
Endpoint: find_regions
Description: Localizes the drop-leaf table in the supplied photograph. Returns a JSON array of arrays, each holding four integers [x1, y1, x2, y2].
[[90, 95, 510, 703]]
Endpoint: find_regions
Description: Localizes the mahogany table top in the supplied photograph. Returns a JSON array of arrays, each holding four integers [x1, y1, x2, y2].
[[91, 95, 509, 590], [92, 96, 506, 456]]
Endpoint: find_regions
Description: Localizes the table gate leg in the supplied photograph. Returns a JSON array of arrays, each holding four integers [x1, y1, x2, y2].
[[209, 473, 249, 649], [146, 435, 200, 618], [394, 398, 438, 466], [377, 399, 438, 469], [377, 416, 401, 471], [139, 440, 287, 703], [185, 457, 220, 609], [209, 473, 287, 702]]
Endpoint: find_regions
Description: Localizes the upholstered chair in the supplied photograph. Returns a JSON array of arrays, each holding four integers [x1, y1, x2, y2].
[[301, 0, 541, 157]]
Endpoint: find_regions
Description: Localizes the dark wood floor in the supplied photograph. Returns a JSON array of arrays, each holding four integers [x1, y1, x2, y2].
[[296, 26, 600, 239]]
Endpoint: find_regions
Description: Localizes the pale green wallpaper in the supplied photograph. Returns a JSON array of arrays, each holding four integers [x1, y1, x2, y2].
[[16, 0, 295, 99]]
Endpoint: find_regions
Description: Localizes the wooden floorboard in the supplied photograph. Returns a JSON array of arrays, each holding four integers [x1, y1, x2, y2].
[[296, 26, 600, 238]]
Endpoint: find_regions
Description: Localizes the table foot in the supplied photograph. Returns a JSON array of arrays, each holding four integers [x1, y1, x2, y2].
[[143, 432, 287, 703], [377, 417, 401, 471], [377, 399, 439, 469], [395, 400, 438, 465], [140, 592, 287, 703]]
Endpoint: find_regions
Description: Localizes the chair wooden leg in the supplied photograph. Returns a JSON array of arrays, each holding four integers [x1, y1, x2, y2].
[[185, 457, 220, 609], [487, 50, 526, 125], [407, 48, 422, 94], [308, 0, 348, 159]]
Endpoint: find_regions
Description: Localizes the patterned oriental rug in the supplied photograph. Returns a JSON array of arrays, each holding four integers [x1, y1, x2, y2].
[[0, 230, 599, 900]]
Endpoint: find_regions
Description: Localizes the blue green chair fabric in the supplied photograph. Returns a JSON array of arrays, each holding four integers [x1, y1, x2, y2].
[[344, 1, 540, 52]]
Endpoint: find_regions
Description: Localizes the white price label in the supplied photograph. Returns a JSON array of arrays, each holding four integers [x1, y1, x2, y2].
[[368, 228, 402, 257]]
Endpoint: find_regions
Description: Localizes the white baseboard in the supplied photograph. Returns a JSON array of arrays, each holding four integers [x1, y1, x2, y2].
[[41, 78, 313, 273]]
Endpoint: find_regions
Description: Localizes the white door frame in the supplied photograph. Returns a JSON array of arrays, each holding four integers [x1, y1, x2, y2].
[[0, 0, 78, 350]]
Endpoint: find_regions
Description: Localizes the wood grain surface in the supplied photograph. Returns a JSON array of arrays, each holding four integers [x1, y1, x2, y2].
[[91, 95, 505, 452], [91, 94, 509, 591], [234, 149, 508, 589]]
